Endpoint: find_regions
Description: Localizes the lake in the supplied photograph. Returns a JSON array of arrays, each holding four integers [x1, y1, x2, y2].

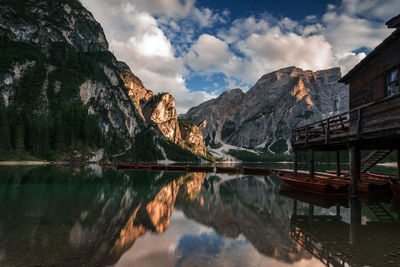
[[0, 163, 400, 266]]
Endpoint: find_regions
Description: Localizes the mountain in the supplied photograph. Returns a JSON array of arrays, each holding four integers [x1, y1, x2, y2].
[[181, 66, 348, 153], [0, 0, 207, 161]]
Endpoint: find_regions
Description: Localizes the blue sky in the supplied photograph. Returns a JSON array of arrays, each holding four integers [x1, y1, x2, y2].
[[81, 0, 399, 113]]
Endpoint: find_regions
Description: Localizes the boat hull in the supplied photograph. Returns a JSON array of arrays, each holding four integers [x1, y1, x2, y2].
[[187, 166, 214, 172], [243, 167, 273, 176], [216, 167, 241, 174], [278, 173, 348, 197]]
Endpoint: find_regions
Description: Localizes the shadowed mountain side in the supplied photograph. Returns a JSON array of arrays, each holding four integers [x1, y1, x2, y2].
[[179, 176, 311, 264]]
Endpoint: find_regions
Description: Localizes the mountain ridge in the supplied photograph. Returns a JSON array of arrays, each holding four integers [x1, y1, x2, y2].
[[0, 0, 207, 161], [181, 66, 348, 154]]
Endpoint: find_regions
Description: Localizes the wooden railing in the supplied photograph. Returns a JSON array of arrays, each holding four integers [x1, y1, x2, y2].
[[292, 95, 400, 147], [292, 111, 350, 146]]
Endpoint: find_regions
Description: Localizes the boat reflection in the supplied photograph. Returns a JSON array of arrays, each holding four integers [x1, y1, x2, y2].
[[287, 190, 400, 266]]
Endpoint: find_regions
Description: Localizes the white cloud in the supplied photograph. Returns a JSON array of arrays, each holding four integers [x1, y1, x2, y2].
[[81, 0, 218, 113], [80, 0, 399, 113]]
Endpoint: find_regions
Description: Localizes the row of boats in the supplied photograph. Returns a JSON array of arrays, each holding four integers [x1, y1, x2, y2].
[[104, 162, 400, 199], [109, 163, 274, 175], [278, 171, 400, 199]]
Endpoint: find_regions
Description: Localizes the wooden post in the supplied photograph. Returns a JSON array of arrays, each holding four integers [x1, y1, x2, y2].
[[309, 149, 314, 179], [307, 204, 314, 225], [349, 198, 361, 244], [349, 146, 361, 198], [325, 118, 330, 144], [293, 149, 298, 176], [397, 149, 400, 179], [336, 151, 341, 177]]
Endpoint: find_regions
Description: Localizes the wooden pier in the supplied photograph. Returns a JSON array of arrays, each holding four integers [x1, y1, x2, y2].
[[291, 15, 400, 197]]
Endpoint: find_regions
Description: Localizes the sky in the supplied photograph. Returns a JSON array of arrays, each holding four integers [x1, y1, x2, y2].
[[80, 0, 400, 114]]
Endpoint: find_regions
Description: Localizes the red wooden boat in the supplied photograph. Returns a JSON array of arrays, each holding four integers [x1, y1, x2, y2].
[[101, 162, 114, 168], [278, 173, 348, 197], [167, 165, 188, 172], [136, 164, 151, 170], [116, 163, 138, 170], [216, 166, 241, 174], [150, 165, 168, 171], [187, 166, 214, 172], [390, 182, 400, 198], [357, 181, 391, 194], [243, 167, 274, 175]]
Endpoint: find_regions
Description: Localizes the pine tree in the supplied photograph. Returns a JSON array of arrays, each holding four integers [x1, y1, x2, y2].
[[14, 124, 24, 152], [0, 108, 11, 152]]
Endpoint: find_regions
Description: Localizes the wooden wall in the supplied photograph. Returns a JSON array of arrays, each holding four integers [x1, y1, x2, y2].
[[349, 96, 400, 135], [348, 32, 400, 109]]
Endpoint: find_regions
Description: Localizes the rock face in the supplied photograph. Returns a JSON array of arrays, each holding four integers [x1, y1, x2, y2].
[[143, 93, 207, 157], [181, 66, 348, 152], [0, 0, 206, 160]]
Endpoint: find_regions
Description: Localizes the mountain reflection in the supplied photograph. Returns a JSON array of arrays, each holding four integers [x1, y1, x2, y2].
[[2, 166, 400, 267], [179, 175, 311, 264], [0, 166, 205, 266]]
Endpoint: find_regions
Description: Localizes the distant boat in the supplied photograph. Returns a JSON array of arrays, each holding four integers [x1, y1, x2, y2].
[[187, 166, 214, 172], [243, 167, 273, 175], [167, 165, 188, 172], [150, 165, 168, 171], [116, 163, 138, 170], [278, 172, 348, 197], [216, 166, 241, 174]]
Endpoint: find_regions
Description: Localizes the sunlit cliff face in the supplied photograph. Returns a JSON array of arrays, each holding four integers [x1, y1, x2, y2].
[[291, 78, 314, 107], [106, 172, 206, 259]]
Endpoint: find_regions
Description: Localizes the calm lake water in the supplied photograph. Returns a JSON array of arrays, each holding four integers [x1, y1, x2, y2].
[[1, 163, 400, 267]]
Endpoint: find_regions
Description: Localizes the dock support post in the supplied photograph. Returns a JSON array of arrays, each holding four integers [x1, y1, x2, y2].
[[349, 146, 360, 198], [336, 204, 340, 218], [349, 198, 361, 244], [336, 151, 341, 177], [309, 149, 314, 179], [293, 149, 298, 176], [397, 149, 400, 179]]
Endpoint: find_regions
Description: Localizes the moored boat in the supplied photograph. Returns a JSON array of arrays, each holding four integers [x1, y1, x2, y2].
[[101, 162, 114, 168], [187, 166, 214, 172], [391, 182, 400, 198], [243, 167, 274, 175], [136, 164, 151, 170], [150, 165, 168, 171], [116, 163, 138, 170], [167, 165, 188, 172], [277, 173, 348, 197], [357, 181, 391, 194], [216, 166, 241, 174]]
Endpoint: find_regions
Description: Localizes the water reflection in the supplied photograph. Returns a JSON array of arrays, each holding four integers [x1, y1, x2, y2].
[[0, 166, 400, 266]]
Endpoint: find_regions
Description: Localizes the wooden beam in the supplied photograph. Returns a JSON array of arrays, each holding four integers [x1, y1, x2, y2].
[[349, 146, 361, 198], [309, 149, 315, 179], [336, 151, 341, 177], [397, 149, 400, 179], [293, 149, 298, 176]]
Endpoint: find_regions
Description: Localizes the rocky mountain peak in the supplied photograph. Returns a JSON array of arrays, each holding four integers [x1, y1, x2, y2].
[[1, 0, 108, 52], [182, 66, 348, 153], [0, 0, 207, 161]]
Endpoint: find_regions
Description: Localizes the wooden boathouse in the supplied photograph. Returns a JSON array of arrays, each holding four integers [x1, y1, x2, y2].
[[291, 14, 400, 196]]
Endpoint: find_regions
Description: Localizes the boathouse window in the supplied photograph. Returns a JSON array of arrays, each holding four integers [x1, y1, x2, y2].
[[386, 66, 400, 96]]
